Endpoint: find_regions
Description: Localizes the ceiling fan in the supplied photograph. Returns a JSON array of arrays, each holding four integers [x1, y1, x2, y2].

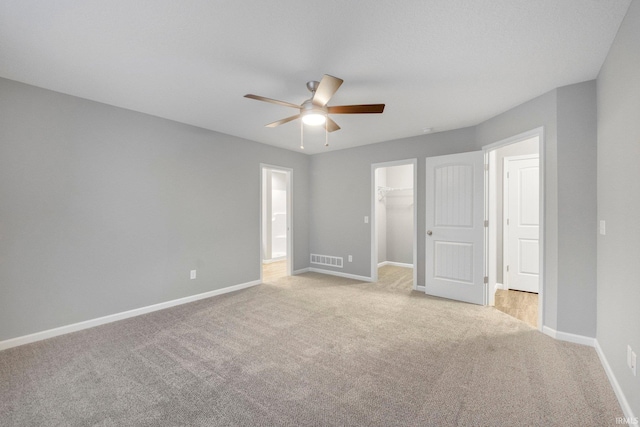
[[244, 74, 385, 132]]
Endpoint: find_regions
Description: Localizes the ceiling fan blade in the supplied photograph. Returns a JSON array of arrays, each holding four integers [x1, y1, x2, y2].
[[326, 117, 341, 132], [265, 114, 301, 128], [244, 94, 300, 109], [312, 75, 344, 106], [327, 104, 385, 114]]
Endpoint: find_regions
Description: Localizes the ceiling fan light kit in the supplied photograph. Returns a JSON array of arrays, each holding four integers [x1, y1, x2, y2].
[[300, 98, 327, 126], [244, 74, 385, 148], [301, 112, 326, 126]]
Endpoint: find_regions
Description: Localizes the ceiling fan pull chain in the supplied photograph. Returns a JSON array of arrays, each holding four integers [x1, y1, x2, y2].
[[300, 120, 304, 150], [325, 121, 329, 147]]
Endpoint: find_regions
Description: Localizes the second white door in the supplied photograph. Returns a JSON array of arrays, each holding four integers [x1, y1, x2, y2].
[[504, 155, 539, 293]]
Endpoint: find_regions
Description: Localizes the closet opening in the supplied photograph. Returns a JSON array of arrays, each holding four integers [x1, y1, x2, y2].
[[260, 165, 292, 283], [371, 159, 417, 290]]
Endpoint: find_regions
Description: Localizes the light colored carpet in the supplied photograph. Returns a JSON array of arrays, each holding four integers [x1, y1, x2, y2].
[[0, 266, 622, 426]]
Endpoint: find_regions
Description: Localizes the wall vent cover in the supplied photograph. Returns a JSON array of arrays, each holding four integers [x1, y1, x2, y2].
[[310, 254, 343, 268]]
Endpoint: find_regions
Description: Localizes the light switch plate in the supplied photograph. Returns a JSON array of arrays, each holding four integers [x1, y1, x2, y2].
[[599, 220, 606, 235], [190, 270, 197, 280]]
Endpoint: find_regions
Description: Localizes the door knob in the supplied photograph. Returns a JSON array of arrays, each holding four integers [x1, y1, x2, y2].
[[427, 230, 432, 236]]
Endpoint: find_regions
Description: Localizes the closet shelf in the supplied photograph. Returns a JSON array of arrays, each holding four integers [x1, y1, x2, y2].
[[377, 185, 413, 200]]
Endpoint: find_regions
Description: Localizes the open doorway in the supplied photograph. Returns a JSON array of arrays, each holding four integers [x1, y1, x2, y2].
[[371, 159, 417, 290], [261, 165, 292, 283], [485, 129, 543, 329]]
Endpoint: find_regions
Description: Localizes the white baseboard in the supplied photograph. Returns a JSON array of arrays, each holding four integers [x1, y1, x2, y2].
[[293, 267, 310, 275], [0, 279, 261, 352], [378, 261, 413, 268], [542, 326, 596, 347], [594, 340, 636, 421], [262, 257, 286, 264], [416, 285, 426, 292], [308, 268, 373, 282], [496, 282, 505, 290]]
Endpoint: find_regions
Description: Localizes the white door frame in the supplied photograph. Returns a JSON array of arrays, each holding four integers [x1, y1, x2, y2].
[[503, 154, 540, 291], [260, 164, 293, 281], [483, 127, 544, 331], [370, 159, 418, 288]]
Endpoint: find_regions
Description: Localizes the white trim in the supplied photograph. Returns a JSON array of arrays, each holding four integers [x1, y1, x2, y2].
[[0, 280, 261, 351], [486, 150, 495, 305], [371, 159, 418, 290], [293, 267, 310, 275], [482, 127, 544, 151], [378, 261, 413, 268], [538, 128, 545, 332], [502, 156, 509, 289], [308, 267, 373, 282], [416, 285, 426, 292], [542, 326, 596, 347], [595, 340, 637, 421], [263, 256, 286, 264]]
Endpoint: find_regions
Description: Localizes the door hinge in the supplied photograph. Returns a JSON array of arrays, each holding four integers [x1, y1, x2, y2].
[[484, 164, 489, 171], [507, 218, 509, 225], [484, 220, 488, 227], [506, 265, 510, 272], [483, 276, 488, 284]]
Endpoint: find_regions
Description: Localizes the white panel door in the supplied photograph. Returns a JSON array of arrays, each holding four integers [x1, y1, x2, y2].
[[505, 156, 539, 293], [425, 151, 485, 305]]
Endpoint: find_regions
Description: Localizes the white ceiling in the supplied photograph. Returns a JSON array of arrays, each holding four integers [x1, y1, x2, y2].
[[0, 1, 631, 154]]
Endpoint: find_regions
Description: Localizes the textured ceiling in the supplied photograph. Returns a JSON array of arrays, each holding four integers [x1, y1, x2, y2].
[[0, 1, 631, 154]]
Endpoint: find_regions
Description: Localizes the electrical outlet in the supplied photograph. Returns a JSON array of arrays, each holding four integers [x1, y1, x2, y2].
[[348, 255, 353, 262], [599, 220, 606, 235], [632, 351, 637, 376], [364, 216, 369, 224], [190, 270, 197, 280]]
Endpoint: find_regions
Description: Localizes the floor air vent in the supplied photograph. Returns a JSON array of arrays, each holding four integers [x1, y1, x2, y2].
[[310, 254, 343, 268]]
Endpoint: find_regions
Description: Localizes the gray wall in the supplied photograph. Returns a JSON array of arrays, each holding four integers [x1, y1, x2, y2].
[[556, 81, 598, 337], [597, 0, 640, 416], [310, 127, 477, 284], [0, 78, 309, 341]]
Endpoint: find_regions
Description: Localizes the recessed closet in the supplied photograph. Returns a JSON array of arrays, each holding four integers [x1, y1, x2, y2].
[[375, 164, 414, 269]]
